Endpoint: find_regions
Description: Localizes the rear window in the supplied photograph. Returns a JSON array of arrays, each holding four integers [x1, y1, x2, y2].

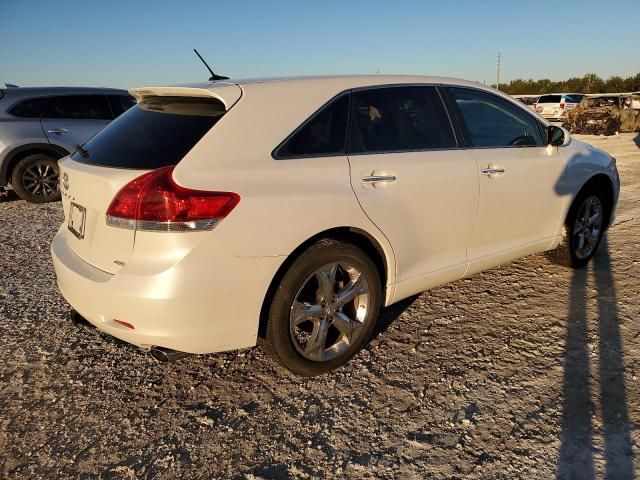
[[537, 95, 562, 104], [71, 96, 224, 169]]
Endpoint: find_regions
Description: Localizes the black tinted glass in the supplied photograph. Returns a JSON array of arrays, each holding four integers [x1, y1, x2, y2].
[[449, 87, 543, 147], [351, 87, 455, 153], [8, 97, 48, 118], [109, 95, 136, 118], [277, 94, 349, 157], [44, 95, 112, 120], [72, 96, 224, 169], [537, 95, 562, 104], [564, 94, 584, 103]]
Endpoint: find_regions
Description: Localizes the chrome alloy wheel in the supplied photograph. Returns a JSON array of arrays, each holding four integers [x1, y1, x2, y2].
[[22, 163, 59, 196], [572, 195, 603, 260], [289, 262, 370, 362]]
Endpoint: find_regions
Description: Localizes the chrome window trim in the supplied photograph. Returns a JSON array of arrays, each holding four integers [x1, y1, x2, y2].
[[273, 83, 466, 160]]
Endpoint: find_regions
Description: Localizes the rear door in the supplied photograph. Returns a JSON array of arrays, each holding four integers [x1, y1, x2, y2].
[[445, 86, 565, 272], [59, 94, 230, 273], [347, 86, 479, 292], [41, 94, 113, 150]]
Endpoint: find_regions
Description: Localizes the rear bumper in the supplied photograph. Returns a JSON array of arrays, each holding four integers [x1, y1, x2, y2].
[[51, 226, 283, 354]]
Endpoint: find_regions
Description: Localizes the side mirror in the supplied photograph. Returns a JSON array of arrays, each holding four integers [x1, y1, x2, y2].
[[548, 125, 570, 146]]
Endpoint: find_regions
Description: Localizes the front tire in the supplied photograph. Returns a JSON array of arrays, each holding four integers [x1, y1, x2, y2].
[[263, 239, 382, 376], [11, 154, 61, 203], [553, 189, 608, 268]]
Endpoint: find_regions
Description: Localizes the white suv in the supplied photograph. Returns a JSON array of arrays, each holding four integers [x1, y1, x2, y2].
[[535, 93, 585, 120], [51, 76, 619, 375]]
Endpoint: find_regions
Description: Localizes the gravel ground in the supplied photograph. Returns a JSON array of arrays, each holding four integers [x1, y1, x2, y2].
[[1, 133, 639, 479]]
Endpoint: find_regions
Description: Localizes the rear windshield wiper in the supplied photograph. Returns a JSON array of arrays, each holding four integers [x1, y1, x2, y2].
[[74, 144, 89, 158]]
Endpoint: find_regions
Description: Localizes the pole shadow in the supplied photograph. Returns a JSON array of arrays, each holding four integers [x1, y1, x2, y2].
[[557, 236, 634, 479]]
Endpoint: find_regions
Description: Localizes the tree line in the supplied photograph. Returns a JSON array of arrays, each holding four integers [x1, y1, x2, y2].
[[495, 73, 640, 95]]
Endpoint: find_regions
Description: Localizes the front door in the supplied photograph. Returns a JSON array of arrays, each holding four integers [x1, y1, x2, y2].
[[445, 87, 566, 272]]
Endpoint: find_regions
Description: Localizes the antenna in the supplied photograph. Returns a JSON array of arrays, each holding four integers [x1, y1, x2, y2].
[[496, 52, 501, 91], [193, 49, 229, 81]]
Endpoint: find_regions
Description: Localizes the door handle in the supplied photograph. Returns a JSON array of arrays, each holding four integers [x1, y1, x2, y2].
[[480, 167, 505, 176], [47, 128, 68, 134], [361, 175, 397, 185]]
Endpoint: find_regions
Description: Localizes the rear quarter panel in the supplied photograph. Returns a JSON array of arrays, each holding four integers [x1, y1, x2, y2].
[[172, 81, 397, 288]]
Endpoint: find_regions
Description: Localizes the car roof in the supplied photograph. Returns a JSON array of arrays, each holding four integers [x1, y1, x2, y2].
[[131, 74, 552, 126], [587, 92, 639, 98], [538, 93, 584, 96], [132, 74, 507, 110], [194, 74, 488, 90]]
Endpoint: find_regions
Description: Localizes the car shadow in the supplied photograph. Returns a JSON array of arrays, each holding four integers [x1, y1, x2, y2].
[[369, 294, 419, 342], [556, 236, 634, 479], [0, 189, 21, 202]]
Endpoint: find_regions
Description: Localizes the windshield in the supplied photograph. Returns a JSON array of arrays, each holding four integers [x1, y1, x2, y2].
[[71, 96, 225, 169]]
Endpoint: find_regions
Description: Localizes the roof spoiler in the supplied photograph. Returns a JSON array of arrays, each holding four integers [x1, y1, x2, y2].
[[129, 86, 240, 110]]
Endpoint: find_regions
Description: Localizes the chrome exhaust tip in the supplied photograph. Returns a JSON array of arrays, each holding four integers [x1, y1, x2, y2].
[[149, 346, 191, 363]]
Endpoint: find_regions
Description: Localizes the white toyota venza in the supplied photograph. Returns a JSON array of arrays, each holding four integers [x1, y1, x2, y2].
[[51, 76, 620, 375]]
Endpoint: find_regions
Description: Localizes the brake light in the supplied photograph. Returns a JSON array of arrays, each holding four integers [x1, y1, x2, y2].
[[106, 166, 240, 232], [559, 102, 565, 109]]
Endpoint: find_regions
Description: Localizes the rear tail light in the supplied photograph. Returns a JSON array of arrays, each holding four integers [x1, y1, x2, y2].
[[559, 102, 565, 109], [106, 166, 240, 232]]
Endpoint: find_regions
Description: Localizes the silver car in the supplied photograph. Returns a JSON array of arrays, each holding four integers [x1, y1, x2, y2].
[[0, 86, 135, 202]]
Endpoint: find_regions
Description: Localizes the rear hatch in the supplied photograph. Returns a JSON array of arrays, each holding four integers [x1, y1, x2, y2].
[[536, 94, 562, 116], [59, 84, 241, 274]]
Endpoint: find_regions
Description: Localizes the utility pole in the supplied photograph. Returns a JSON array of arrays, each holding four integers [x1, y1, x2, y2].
[[496, 52, 501, 91]]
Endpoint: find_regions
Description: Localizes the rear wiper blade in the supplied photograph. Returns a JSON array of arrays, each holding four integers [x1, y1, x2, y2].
[[74, 144, 89, 158]]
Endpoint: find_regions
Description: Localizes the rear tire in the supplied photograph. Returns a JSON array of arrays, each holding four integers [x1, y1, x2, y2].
[[263, 239, 382, 376], [549, 188, 608, 269], [11, 154, 61, 203]]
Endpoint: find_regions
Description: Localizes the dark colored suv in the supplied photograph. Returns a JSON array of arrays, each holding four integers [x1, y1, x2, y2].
[[0, 86, 135, 202]]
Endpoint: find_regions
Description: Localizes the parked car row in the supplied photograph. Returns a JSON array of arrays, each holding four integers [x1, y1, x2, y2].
[[0, 86, 135, 202], [513, 93, 586, 120]]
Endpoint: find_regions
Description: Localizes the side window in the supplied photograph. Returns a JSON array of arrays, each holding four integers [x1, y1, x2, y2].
[[109, 95, 136, 118], [350, 86, 455, 153], [448, 87, 543, 147], [276, 94, 350, 158], [8, 97, 48, 118], [43, 95, 112, 120]]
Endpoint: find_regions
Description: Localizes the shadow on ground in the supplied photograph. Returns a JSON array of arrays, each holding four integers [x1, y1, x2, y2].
[[557, 236, 634, 479], [0, 190, 21, 202]]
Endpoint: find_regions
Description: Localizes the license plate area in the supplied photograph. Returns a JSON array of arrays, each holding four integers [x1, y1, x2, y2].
[[68, 202, 87, 240]]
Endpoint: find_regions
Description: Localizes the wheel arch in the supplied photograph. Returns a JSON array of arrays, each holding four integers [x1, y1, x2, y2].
[[1, 143, 69, 187], [567, 173, 615, 230], [257, 226, 392, 339]]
